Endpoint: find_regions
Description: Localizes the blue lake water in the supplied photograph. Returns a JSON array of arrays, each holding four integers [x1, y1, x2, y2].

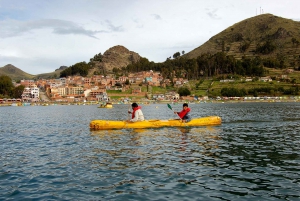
[[0, 102, 299, 200]]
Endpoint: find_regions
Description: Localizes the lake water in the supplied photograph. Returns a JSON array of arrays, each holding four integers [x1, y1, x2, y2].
[[0, 102, 299, 200]]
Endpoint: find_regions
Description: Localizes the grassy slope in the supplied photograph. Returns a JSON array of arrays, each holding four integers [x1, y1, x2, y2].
[[0, 65, 35, 80], [188, 68, 300, 97], [0, 64, 63, 80], [34, 70, 63, 79], [184, 14, 300, 68]]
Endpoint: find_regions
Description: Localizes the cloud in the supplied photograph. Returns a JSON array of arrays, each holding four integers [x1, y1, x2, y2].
[[151, 14, 162, 20], [206, 9, 221, 20], [0, 19, 108, 39], [132, 18, 144, 29], [105, 20, 124, 32]]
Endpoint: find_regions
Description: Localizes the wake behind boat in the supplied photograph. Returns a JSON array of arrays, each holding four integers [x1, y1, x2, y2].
[[90, 116, 221, 130]]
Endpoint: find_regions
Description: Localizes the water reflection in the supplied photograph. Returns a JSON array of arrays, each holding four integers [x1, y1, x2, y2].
[[90, 126, 223, 170]]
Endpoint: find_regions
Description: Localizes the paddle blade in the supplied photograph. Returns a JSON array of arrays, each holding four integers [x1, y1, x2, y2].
[[167, 103, 172, 110]]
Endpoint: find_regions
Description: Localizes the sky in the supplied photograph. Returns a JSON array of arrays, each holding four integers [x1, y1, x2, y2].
[[0, 0, 300, 75]]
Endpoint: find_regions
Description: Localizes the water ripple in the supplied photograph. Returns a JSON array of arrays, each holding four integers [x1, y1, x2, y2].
[[0, 103, 299, 200]]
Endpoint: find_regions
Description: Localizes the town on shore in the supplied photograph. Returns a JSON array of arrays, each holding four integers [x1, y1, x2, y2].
[[1, 70, 300, 106]]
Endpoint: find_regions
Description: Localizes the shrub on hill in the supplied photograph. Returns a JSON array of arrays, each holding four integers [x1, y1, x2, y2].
[[60, 62, 91, 77], [178, 87, 191, 96]]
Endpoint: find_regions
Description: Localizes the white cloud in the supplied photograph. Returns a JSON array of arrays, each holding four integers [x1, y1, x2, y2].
[[151, 14, 162, 20], [0, 0, 300, 74], [0, 19, 107, 39]]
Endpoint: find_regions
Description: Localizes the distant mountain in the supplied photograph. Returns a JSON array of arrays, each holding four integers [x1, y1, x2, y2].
[[184, 14, 300, 68], [34, 66, 67, 79], [0, 64, 74, 80], [0, 64, 34, 80], [0, 45, 142, 80], [34, 70, 63, 80]]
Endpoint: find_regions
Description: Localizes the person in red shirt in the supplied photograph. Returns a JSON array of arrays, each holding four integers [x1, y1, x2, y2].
[[174, 103, 191, 122]]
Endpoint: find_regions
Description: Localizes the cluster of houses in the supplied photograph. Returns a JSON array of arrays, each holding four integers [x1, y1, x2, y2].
[[220, 69, 294, 83], [220, 77, 274, 82], [4, 69, 294, 104], [10, 70, 188, 103]]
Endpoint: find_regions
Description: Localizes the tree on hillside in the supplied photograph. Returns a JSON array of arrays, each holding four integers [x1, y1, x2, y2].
[[60, 62, 90, 77], [90, 53, 103, 62], [178, 87, 191, 96], [124, 50, 271, 80], [221, 87, 247, 97], [173, 52, 180, 59], [256, 40, 276, 54], [291, 38, 299, 46], [0, 75, 14, 97], [13, 85, 25, 98]]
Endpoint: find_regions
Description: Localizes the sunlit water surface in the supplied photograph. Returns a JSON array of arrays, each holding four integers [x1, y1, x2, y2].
[[0, 103, 299, 200]]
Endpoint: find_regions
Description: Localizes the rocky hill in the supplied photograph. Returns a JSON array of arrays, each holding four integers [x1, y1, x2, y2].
[[92, 45, 141, 73], [184, 14, 300, 68]]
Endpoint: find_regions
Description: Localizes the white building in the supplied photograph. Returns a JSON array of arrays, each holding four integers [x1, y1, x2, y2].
[[21, 87, 39, 102]]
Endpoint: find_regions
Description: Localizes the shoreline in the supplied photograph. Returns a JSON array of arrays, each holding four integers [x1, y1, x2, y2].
[[1, 99, 299, 107]]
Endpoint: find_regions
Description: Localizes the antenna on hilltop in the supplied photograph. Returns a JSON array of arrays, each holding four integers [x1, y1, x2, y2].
[[257, 7, 264, 15]]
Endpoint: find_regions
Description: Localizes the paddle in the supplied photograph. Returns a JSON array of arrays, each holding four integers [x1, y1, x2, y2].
[[127, 104, 131, 121], [167, 103, 189, 127], [124, 104, 131, 128], [167, 103, 183, 120]]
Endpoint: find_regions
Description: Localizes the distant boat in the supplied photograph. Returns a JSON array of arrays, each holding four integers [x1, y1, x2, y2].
[[98, 102, 113, 108]]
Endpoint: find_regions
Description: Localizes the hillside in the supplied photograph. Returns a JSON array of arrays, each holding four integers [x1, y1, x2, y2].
[[0, 64, 34, 80], [91, 45, 142, 73], [0, 64, 68, 80], [34, 70, 64, 80], [184, 14, 300, 68]]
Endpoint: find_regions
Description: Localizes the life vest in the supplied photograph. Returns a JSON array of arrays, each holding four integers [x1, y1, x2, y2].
[[132, 106, 142, 119], [178, 107, 190, 119]]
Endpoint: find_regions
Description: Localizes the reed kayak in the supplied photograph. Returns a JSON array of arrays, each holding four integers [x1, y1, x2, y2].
[[98, 102, 113, 108], [90, 116, 221, 130]]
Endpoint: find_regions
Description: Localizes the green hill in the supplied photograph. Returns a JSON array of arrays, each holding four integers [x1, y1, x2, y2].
[[184, 14, 300, 69], [0, 64, 67, 80], [0, 64, 34, 81]]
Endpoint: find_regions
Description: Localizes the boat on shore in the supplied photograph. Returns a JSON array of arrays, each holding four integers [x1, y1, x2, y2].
[[90, 116, 221, 130]]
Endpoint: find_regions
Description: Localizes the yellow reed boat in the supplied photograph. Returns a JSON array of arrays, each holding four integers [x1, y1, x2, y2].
[[98, 102, 113, 108], [90, 116, 221, 130]]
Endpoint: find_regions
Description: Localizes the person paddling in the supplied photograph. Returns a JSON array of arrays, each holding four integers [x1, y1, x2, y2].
[[174, 103, 191, 122], [128, 103, 144, 122]]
